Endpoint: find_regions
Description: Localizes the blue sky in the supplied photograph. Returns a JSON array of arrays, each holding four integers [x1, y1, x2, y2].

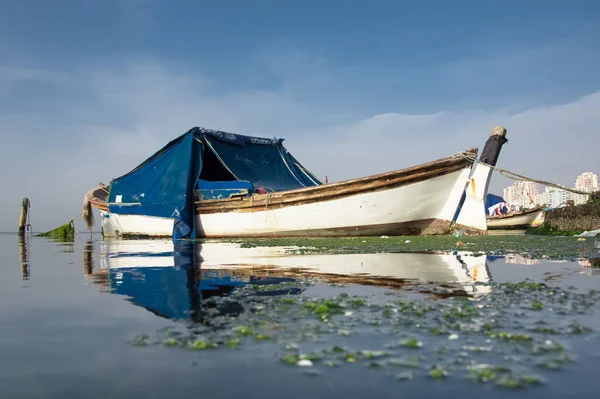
[[1, 0, 599, 231]]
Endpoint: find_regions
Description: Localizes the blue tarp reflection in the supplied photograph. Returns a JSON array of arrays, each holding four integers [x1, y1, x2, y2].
[[108, 242, 302, 321]]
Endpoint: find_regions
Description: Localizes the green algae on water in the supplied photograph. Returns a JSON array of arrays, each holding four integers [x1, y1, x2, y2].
[[37, 221, 75, 241], [130, 275, 600, 391], [281, 353, 300, 365], [496, 374, 543, 389], [189, 339, 217, 350], [538, 354, 574, 370], [485, 331, 533, 341], [304, 299, 344, 317], [502, 281, 547, 292], [467, 364, 510, 383], [207, 235, 597, 260], [401, 337, 423, 348], [527, 222, 583, 237], [225, 338, 241, 349], [531, 301, 545, 310], [532, 327, 559, 334], [360, 350, 388, 359], [300, 352, 323, 362], [131, 334, 149, 346], [233, 325, 254, 336], [429, 367, 447, 380]]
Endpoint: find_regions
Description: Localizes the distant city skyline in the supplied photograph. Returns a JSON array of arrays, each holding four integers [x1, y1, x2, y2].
[[502, 171, 598, 208]]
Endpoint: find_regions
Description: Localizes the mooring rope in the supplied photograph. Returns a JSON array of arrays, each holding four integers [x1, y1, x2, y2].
[[265, 192, 273, 209], [69, 212, 84, 222], [264, 192, 273, 223], [461, 154, 594, 197]]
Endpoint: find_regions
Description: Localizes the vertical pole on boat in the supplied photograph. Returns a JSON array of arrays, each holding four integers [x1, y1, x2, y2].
[[18, 198, 30, 237], [478, 126, 508, 167]]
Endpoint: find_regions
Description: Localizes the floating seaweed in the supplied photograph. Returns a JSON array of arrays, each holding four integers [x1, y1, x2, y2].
[[37, 220, 75, 241], [127, 276, 599, 391]]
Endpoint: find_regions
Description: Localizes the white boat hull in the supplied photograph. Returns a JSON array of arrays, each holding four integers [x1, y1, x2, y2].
[[486, 209, 544, 229], [100, 168, 475, 238]]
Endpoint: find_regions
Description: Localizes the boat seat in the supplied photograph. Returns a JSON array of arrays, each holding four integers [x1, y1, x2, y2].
[[195, 179, 254, 201]]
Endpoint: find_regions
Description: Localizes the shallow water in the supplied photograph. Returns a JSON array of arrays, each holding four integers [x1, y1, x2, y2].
[[1, 233, 599, 398]]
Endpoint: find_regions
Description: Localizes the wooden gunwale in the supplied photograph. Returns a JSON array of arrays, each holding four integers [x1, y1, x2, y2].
[[195, 148, 477, 214]]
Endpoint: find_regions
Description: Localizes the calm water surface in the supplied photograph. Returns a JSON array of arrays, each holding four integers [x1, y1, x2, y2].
[[1, 233, 599, 398]]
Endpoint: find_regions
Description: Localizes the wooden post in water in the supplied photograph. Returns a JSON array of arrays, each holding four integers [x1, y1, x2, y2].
[[83, 239, 94, 276], [18, 198, 30, 237]]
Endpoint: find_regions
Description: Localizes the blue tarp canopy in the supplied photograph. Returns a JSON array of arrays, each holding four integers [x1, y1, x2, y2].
[[107, 127, 322, 239], [485, 193, 505, 210]]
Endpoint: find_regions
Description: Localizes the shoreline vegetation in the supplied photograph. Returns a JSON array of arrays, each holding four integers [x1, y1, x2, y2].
[[526, 222, 584, 236]]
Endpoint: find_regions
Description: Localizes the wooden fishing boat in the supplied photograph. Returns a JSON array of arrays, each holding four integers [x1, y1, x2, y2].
[[486, 206, 544, 229], [84, 126, 508, 238]]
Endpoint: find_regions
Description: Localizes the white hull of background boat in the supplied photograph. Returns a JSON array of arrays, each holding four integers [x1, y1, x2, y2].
[[486, 208, 544, 229], [100, 167, 475, 238]]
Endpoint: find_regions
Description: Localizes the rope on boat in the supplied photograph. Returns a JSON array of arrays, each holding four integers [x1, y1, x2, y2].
[[70, 212, 84, 222], [37, 211, 83, 239], [461, 154, 595, 198], [264, 192, 273, 222], [40, 183, 102, 239]]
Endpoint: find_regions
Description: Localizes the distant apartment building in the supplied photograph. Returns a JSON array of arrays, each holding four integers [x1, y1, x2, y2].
[[535, 191, 548, 207], [546, 187, 567, 208], [503, 180, 539, 208], [503, 172, 598, 209], [536, 186, 590, 208], [575, 172, 599, 193], [567, 191, 590, 206]]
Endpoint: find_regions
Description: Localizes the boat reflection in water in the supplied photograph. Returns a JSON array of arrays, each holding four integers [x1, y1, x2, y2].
[[84, 239, 493, 322]]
